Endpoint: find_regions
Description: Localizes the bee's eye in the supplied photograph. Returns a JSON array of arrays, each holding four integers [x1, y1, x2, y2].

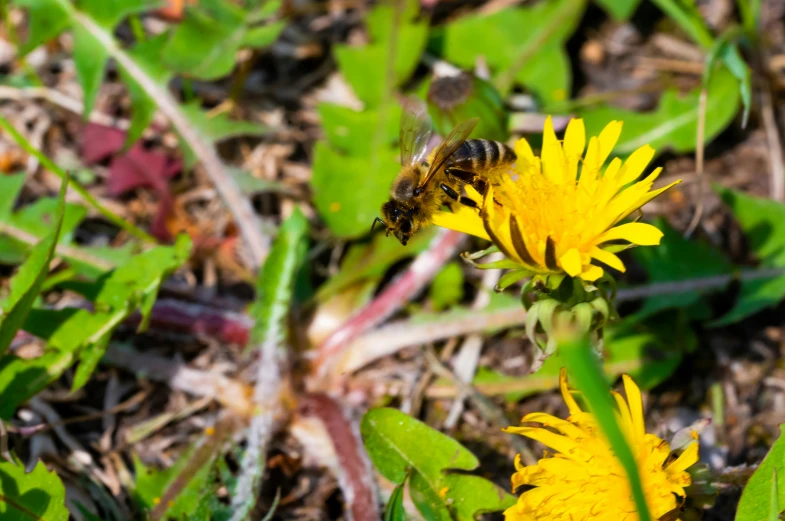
[[391, 208, 401, 222], [400, 220, 412, 234]]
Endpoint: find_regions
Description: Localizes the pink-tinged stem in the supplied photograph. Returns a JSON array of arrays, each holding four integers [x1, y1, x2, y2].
[[316, 229, 465, 368], [11, 298, 254, 350], [298, 394, 379, 521], [131, 299, 253, 345]]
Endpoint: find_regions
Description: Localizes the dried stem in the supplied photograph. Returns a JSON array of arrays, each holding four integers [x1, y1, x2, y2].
[[0, 85, 130, 129], [340, 267, 785, 373], [316, 229, 465, 372], [685, 87, 707, 237]]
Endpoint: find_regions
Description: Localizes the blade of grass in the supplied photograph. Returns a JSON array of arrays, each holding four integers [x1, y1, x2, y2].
[[650, 0, 714, 50], [0, 173, 69, 354], [0, 115, 156, 244], [770, 468, 779, 521], [559, 336, 651, 521]]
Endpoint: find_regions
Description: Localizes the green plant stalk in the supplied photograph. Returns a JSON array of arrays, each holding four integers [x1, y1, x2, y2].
[[0, 116, 157, 244], [650, 0, 715, 50], [128, 14, 146, 43], [736, 0, 761, 37], [559, 336, 652, 521]]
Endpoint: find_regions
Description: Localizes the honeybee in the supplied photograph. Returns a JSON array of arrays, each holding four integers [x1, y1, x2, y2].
[[374, 98, 517, 245]]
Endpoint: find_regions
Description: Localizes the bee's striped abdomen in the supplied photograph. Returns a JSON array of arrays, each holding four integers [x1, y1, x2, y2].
[[449, 139, 516, 173]]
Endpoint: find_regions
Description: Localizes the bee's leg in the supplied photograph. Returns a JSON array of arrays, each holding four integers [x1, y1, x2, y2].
[[458, 197, 478, 209], [440, 183, 460, 201], [445, 167, 475, 183]]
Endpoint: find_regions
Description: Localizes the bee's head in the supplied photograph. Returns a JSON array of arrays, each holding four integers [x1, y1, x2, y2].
[[378, 201, 415, 245]]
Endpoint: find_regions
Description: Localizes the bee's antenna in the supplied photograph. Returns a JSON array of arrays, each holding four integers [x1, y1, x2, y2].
[[371, 217, 386, 233]]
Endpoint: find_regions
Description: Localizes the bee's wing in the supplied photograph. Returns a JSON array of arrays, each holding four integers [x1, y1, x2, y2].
[[399, 97, 433, 166], [417, 118, 478, 190]]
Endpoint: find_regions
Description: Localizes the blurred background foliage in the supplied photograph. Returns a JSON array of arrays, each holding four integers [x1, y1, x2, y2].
[[1, 0, 784, 519]]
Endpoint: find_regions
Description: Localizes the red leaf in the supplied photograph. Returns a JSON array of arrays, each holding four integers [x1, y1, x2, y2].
[[81, 123, 126, 164], [81, 123, 183, 242]]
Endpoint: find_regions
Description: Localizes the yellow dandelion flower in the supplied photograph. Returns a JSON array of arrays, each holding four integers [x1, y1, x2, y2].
[[503, 369, 699, 521], [432, 117, 680, 281]]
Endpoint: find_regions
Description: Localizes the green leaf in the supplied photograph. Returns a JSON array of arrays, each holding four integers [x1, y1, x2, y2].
[[0, 176, 68, 355], [361, 408, 515, 521], [0, 173, 26, 221], [75, 0, 161, 29], [429, 262, 464, 311], [318, 103, 400, 156], [312, 141, 400, 239], [771, 468, 779, 521], [631, 217, 732, 319], [384, 471, 409, 521], [439, 0, 585, 101], [0, 455, 68, 521], [121, 34, 172, 147], [71, 14, 107, 117], [241, 20, 285, 48], [716, 186, 785, 266], [316, 227, 437, 302], [735, 424, 785, 521], [559, 337, 652, 521], [15, 0, 70, 55], [232, 210, 308, 520], [133, 447, 216, 518], [250, 209, 309, 348], [334, 0, 428, 108], [710, 274, 785, 327], [650, 0, 714, 49], [162, 0, 248, 80], [594, 0, 641, 20], [0, 237, 190, 417], [580, 65, 740, 156], [711, 186, 785, 325]]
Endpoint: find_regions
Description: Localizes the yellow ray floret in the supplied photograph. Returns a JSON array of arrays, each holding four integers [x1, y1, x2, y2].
[[433, 117, 680, 281], [503, 369, 699, 521]]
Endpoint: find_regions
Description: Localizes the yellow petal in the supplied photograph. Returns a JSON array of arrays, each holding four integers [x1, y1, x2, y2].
[[589, 247, 626, 272], [563, 118, 586, 160], [622, 374, 645, 443], [666, 442, 700, 474], [559, 248, 583, 277], [597, 222, 664, 246], [522, 412, 586, 439], [596, 120, 623, 167], [504, 426, 591, 462], [514, 137, 537, 172], [617, 144, 655, 186], [431, 208, 489, 240], [559, 368, 583, 416], [611, 390, 635, 447], [582, 136, 600, 174], [541, 115, 566, 184], [579, 264, 604, 281]]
